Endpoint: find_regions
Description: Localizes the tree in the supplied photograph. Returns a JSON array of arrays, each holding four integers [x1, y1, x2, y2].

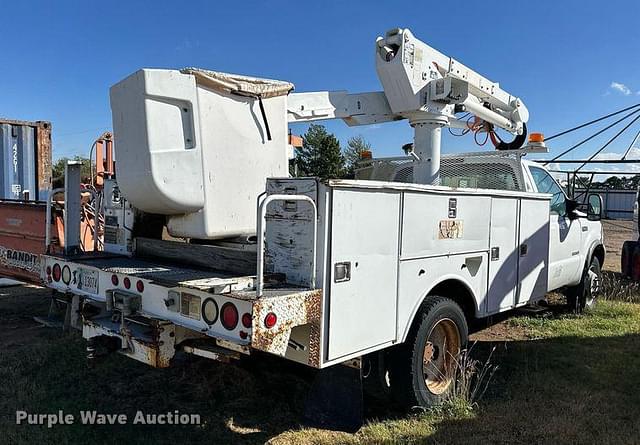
[[343, 135, 372, 177], [295, 124, 345, 179], [602, 176, 624, 190], [52, 156, 93, 188]]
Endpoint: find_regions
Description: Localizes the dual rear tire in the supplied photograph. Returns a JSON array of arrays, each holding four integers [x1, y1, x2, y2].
[[387, 296, 468, 408]]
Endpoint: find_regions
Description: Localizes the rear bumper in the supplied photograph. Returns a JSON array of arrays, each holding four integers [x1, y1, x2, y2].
[[83, 317, 176, 368], [42, 255, 323, 369]]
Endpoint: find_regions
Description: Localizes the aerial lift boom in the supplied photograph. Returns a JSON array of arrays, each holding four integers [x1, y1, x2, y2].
[[287, 28, 530, 184]]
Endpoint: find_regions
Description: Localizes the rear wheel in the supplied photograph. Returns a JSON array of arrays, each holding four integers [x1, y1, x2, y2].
[[567, 256, 601, 313], [388, 296, 468, 408]]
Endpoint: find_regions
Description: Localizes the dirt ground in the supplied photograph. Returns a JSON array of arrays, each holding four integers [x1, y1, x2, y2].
[[601, 219, 636, 272]]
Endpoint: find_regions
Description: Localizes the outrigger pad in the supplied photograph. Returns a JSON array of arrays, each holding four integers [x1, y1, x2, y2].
[[302, 364, 363, 433]]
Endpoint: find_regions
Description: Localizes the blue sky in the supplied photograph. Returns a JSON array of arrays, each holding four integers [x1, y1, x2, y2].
[[2, 0, 640, 173]]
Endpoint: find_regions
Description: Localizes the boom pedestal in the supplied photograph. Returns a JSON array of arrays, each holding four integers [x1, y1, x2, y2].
[[411, 116, 447, 185]]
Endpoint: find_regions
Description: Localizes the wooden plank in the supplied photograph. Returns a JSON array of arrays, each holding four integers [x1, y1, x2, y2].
[[134, 237, 257, 276]]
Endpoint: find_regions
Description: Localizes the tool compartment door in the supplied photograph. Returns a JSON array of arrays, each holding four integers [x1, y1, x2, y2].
[[487, 197, 519, 313], [327, 189, 400, 361]]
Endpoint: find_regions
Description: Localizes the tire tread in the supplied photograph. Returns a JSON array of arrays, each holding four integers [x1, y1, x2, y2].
[[388, 296, 467, 408]]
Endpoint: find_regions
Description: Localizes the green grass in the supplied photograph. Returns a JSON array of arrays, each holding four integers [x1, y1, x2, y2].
[[601, 271, 640, 303], [3, 288, 640, 444], [508, 300, 640, 337], [273, 301, 640, 445]]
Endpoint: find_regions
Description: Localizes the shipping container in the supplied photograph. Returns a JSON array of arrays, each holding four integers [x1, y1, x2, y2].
[[0, 118, 52, 283], [575, 188, 636, 220], [0, 118, 52, 201]]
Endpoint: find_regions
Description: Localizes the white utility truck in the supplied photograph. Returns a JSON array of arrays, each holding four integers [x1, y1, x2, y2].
[[40, 28, 604, 416]]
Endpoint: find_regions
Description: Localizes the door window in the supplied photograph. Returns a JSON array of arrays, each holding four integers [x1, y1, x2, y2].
[[529, 167, 567, 216]]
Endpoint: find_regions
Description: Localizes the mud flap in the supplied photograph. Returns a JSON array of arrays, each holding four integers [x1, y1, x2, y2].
[[302, 364, 363, 433]]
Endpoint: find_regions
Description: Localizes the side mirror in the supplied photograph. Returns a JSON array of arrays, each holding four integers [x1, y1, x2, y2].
[[587, 193, 603, 221]]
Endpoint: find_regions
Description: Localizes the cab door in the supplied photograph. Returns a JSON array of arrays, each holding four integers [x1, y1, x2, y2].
[[527, 166, 583, 290]]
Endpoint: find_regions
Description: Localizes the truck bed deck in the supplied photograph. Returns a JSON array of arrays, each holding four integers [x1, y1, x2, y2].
[[67, 253, 287, 296], [73, 255, 235, 286]]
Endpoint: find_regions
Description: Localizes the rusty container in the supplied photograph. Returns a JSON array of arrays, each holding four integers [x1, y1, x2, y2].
[[0, 118, 51, 201], [0, 118, 52, 283]]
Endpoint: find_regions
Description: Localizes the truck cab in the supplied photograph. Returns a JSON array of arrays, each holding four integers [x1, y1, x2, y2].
[[520, 158, 604, 301]]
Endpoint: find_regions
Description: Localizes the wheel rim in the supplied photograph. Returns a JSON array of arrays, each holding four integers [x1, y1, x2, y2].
[[422, 318, 461, 394], [586, 266, 600, 306]]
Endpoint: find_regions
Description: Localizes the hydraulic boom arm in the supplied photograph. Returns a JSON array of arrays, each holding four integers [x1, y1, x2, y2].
[[287, 28, 530, 185]]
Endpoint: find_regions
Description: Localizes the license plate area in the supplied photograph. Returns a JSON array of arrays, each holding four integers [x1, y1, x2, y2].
[[77, 268, 99, 294]]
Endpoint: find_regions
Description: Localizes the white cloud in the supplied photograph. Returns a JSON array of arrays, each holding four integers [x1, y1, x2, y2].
[[610, 81, 632, 95], [594, 152, 623, 161], [548, 149, 640, 182], [626, 147, 640, 159], [547, 162, 561, 171], [593, 147, 640, 161]]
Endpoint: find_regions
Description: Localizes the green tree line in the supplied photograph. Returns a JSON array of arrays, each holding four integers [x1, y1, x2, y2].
[[293, 124, 371, 179]]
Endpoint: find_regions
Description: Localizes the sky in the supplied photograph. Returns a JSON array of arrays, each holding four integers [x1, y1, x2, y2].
[[2, 0, 640, 176]]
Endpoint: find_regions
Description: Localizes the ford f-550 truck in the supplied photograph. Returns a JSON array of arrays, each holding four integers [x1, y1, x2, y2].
[[36, 28, 605, 417]]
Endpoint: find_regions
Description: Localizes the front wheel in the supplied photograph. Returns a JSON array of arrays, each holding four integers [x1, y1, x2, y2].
[[388, 296, 468, 408], [567, 256, 602, 313]]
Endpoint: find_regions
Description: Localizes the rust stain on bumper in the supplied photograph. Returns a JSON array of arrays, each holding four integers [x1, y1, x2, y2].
[[83, 317, 175, 368], [251, 289, 322, 368]]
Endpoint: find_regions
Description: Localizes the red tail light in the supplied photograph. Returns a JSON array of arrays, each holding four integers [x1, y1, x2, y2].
[[221, 303, 238, 330], [46, 266, 52, 276], [264, 312, 277, 329], [136, 280, 145, 293], [241, 313, 252, 329], [52, 264, 61, 282], [111, 274, 119, 286], [123, 277, 131, 289]]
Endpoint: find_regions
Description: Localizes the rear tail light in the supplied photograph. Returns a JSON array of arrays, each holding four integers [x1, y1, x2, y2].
[[239, 331, 248, 340], [221, 303, 238, 330], [264, 312, 277, 329], [136, 280, 144, 293], [46, 266, 52, 276], [61, 265, 72, 285], [202, 298, 219, 325], [111, 274, 119, 286], [52, 264, 61, 282], [241, 313, 252, 329], [123, 277, 131, 289]]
